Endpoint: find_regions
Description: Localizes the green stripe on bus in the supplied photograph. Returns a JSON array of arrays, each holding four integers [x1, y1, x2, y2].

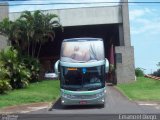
[[61, 87, 106, 95]]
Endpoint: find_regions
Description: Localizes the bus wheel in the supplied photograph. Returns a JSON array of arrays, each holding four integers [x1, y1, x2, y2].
[[99, 103, 105, 108]]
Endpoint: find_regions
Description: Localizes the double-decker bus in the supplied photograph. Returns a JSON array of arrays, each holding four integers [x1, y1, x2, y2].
[[54, 38, 109, 106]]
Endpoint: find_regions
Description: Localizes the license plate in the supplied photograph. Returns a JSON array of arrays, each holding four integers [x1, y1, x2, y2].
[[79, 101, 87, 104]]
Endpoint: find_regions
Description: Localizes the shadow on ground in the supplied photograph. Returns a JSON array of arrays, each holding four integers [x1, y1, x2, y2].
[[50, 98, 103, 110]]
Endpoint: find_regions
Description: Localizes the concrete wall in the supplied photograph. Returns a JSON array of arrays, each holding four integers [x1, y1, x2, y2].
[[115, 0, 135, 83], [10, 6, 122, 26], [115, 46, 135, 83], [121, 0, 131, 46], [0, 3, 8, 50], [58, 6, 122, 26]]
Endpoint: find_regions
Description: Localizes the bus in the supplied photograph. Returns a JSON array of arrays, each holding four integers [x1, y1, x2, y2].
[[54, 38, 109, 106]]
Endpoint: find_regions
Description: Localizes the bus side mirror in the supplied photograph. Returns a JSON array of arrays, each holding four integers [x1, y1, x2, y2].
[[54, 60, 60, 77], [105, 58, 109, 73]]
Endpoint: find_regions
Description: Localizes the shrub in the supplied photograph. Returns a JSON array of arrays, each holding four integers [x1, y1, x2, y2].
[[0, 80, 11, 94], [0, 67, 12, 94], [0, 46, 30, 89], [22, 57, 40, 83], [9, 63, 30, 89], [135, 68, 144, 77]]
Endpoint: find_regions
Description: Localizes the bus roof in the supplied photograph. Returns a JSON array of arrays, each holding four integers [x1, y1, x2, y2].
[[63, 38, 103, 42]]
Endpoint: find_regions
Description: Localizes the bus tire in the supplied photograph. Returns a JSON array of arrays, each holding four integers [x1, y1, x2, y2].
[[99, 103, 105, 108]]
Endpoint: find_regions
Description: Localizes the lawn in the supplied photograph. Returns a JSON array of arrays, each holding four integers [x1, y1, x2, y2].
[[0, 80, 60, 108], [117, 77, 160, 101]]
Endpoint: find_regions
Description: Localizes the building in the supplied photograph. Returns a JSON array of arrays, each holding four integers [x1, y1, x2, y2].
[[0, 0, 135, 84], [0, 2, 8, 50]]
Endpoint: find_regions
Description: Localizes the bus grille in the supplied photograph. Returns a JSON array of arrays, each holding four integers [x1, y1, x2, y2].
[[71, 94, 96, 99]]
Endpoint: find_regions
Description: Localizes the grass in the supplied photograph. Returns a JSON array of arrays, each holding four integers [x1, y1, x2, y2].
[[117, 77, 160, 101], [0, 80, 60, 108]]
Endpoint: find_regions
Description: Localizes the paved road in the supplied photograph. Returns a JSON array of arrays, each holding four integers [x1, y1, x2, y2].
[[15, 86, 160, 120], [31, 86, 160, 114]]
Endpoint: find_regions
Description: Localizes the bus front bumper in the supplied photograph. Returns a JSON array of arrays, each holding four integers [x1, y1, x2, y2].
[[61, 95, 105, 105]]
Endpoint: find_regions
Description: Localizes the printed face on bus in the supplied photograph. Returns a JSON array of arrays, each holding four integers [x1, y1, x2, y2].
[[62, 42, 90, 61]]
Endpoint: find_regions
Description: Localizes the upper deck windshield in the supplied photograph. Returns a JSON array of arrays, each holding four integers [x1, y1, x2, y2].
[[60, 38, 105, 63]]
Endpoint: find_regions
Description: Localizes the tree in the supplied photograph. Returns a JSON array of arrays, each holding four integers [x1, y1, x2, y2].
[[0, 10, 62, 58], [153, 62, 160, 77], [0, 17, 31, 54], [135, 68, 144, 77], [157, 62, 160, 68], [0, 10, 62, 86], [19, 10, 62, 58], [0, 18, 15, 45]]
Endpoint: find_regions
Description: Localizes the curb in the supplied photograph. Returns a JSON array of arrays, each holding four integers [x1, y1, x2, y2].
[[48, 96, 60, 111]]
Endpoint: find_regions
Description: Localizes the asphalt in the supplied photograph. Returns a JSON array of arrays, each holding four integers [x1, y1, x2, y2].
[[30, 86, 160, 114], [2, 86, 160, 120]]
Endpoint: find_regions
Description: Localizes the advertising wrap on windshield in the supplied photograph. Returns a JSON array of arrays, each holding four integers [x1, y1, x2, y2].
[[60, 41, 105, 63]]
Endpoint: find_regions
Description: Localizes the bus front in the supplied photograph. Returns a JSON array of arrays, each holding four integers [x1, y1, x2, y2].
[[55, 38, 109, 106]]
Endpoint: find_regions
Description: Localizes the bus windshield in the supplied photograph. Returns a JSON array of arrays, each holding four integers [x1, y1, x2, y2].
[[60, 65, 105, 91], [60, 39, 105, 63]]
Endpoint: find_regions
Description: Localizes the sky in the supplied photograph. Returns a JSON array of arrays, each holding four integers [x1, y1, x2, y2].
[[0, 0, 160, 74], [129, 0, 160, 74]]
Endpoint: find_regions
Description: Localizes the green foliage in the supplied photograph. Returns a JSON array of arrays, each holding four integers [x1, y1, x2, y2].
[[0, 46, 30, 89], [0, 80, 60, 108], [153, 62, 160, 77], [135, 68, 144, 77], [0, 11, 62, 58], [0, 18, 12, 38], [22, 57, 40, 83], [0, 10, 60, 93], [109, 64, 115, 72], [117, 77, 160, 101], [19, 10, 61, 58], [153, 69, 160, 77], [0, 68, 12, 94], [0, 46, 41, 93], [0, 80, 11, 94]]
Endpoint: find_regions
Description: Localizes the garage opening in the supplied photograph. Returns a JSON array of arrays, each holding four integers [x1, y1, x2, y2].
[[40, 24, 120, 84]]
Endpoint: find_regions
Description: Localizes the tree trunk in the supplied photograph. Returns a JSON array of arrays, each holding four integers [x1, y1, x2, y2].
[[37, 42, 42, 59], [33, 42, 37, 58], [32, 41, 34, 58], [27, 35, 30, 57]]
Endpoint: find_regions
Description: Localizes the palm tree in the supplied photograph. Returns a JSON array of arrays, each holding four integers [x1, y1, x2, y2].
[[0, 10, 62, 58], [0, 18, 28, 53], [36, 13, 61, 58], [19, 10, 62, 58], [0, 18, 14, 45], [12, 19, 28, 53], [19, 11, 36, 57]]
